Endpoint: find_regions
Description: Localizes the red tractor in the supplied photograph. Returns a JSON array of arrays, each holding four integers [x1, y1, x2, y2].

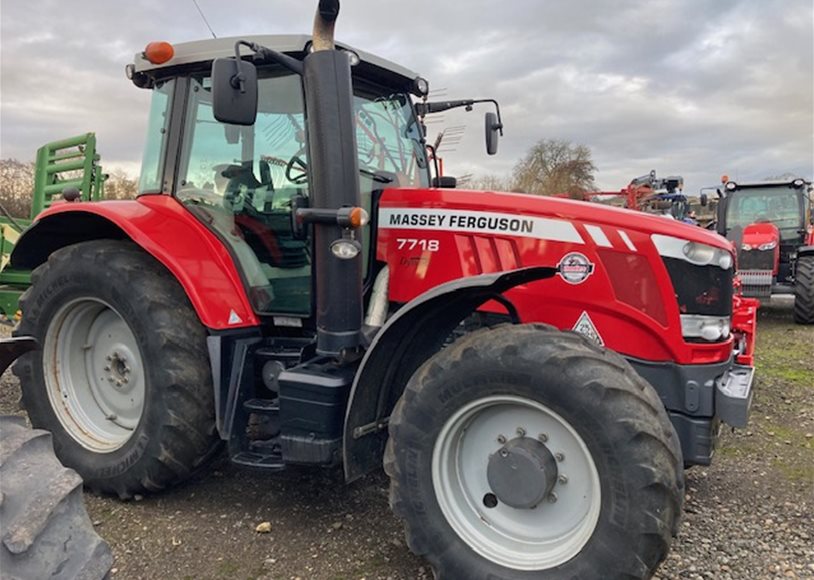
[[9, 2, 756, 578], [713, 176, 814, 323]]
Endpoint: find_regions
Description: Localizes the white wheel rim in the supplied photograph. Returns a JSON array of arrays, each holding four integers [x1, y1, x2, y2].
[[44, 298, 145, 452], [432, 395, 601, 570]]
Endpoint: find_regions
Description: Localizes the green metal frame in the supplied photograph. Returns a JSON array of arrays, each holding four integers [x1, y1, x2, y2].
[[0, 133, 106, 317]]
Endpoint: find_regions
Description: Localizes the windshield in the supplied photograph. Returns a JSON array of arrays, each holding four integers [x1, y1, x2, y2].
[[353, 88, 428, 185], [726, 187, 802, 242]]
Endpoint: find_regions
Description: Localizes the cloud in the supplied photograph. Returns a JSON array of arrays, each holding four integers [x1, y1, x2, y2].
[[1, 0, 811, 193]]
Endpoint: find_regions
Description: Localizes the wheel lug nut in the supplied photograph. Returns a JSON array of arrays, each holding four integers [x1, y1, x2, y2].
[[516, 427, 526, 437], [558, 474, 568, 484], [104, 365, 111, 371], [538, 433, 549, 443], [116, 380, 122, 387], [499, 448, 509, 458], [123, 377, 129, 384], [547, 492, 558, 503], [105, 413, 117, 420], [555, 452, 565, 462], [106, 355, 112, 361], [497, 434, 507, 444]]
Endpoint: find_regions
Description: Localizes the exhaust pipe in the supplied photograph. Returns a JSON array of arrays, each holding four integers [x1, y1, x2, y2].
[[313, 0, 339, 51], [304, 0, 364, 358]]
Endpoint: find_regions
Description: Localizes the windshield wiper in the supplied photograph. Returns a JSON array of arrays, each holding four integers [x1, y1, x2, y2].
[[360, 168, 393, 184]]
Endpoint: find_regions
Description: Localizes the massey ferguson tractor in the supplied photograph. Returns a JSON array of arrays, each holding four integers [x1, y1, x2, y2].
[[713, 177, 814, 324], [8, 2, 757, 578]]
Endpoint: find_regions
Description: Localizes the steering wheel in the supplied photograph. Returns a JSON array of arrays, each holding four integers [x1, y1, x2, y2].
[[285, 154, 309, 185]]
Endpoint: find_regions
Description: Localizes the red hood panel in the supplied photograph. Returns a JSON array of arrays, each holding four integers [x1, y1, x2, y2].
[[382, 188, 732, 250], [742, 222, 780, 246]]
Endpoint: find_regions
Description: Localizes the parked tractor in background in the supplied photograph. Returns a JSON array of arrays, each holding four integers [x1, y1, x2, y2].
[[712, 176, 814, 324], [0, 133, 106, 317], [8, 2, 758, 578]]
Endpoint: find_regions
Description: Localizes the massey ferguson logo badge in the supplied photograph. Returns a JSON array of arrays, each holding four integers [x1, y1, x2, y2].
[[557, 252, 595, 284]]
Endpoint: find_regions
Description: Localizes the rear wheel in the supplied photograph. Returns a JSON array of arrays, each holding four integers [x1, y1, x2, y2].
[[793, 254, 814, 324], [0, 415, 113, 579], [14, 240, 219, 497], [385, 324, 683, 579]]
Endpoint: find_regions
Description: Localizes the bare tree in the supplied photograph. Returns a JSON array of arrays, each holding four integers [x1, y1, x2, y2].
[[1, 158, 138, 219], [470, 173, 513, 192], [511, 139, 596, 197], [0, 159, 36, 218]]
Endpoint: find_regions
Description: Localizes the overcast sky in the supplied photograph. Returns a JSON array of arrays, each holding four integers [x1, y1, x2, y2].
[[1, 0, 812, 194]]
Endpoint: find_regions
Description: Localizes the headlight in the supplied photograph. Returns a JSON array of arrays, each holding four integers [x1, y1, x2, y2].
[[680, 315, 731, 341], [758, 241, 777, 251], [683, 242, 716, 265], [330, 239, 362, 259], [652, 234, 734, 270]]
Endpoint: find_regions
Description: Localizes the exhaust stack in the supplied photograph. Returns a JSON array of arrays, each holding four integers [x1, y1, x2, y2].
[[304, 0, 364, 358]]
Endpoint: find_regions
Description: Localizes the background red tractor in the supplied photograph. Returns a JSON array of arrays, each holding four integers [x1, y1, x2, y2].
[[6, 1, 758, 578], [713, 177, 814, 323]]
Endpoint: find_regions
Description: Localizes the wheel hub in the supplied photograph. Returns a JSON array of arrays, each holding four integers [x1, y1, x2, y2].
[[487, 436, 558, 509], [44, 298, 146, 452], [104, 350, 133, 389]]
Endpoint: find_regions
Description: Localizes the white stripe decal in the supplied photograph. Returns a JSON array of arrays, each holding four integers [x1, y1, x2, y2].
[[618, 230, 637, 251], [585, 225, 612, 247], [379, 208, 584, 244]]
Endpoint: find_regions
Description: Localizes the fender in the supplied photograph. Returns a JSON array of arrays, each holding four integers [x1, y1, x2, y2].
[[799, 245, 814, 258], [10, 196, 259, 329], [343, 265, 556, 482]]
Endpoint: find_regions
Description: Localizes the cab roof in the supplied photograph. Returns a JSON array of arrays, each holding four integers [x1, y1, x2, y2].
[[132, 34, 419, 89]]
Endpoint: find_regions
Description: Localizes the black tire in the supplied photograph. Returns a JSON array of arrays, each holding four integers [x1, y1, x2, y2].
[[385, 324, 683, 580], [13, 240, 220, 498], [0, 415, 113, 579], [793, 254, 814, 324]]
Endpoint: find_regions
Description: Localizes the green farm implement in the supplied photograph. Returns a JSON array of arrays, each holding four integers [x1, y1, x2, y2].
[[0, 133, 106, 317]]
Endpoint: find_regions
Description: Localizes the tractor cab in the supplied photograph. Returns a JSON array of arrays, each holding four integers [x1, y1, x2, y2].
[[715, 178, 812, 296], [133, 36, 431, 317]]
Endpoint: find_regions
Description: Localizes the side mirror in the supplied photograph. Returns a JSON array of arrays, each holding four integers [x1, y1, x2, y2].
[[212, 57, 258, 126], [432, 176, 457, 189], [700, 193, 708, 207], [485, 112, 502, 156]]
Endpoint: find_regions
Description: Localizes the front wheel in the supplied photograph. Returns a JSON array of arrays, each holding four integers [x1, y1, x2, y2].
[[793, 254, 814, 324], [385, 324, 683, 579]]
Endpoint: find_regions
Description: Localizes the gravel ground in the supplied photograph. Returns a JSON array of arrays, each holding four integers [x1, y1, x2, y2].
[[1, 297, 812, 580]]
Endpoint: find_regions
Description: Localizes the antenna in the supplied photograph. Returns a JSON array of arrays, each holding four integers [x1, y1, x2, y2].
[[191, 0, 218, 39]]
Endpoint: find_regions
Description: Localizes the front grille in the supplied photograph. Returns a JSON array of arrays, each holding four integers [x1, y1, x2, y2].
[[739, 270, 773, 298], [663, 258, 733, 317], [738, 249, 774, 271]]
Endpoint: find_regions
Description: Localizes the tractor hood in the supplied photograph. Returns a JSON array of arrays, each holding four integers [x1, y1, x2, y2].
[[381, 187, 733, 252], [741, 222, 780, 250]]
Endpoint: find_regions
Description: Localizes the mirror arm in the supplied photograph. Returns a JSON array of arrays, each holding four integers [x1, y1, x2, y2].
[[252, 44, 304, 76], [231, 41, 254, 92], [416, 98, 503, 136], [232, 39, 304, 77]]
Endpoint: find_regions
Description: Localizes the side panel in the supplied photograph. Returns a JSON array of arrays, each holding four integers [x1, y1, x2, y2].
[[377, 189, 735, 365], [11, 196, 259, 329]]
